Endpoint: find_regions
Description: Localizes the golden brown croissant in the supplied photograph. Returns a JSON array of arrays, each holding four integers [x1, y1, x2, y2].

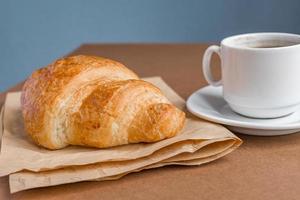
[[21, 55, 185, 149]]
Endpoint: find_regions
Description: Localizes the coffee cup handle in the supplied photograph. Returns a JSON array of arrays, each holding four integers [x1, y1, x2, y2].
[[202, 45, 222, 86]]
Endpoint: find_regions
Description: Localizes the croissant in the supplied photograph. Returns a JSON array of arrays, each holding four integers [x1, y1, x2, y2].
[[21, 55, 185, 149]]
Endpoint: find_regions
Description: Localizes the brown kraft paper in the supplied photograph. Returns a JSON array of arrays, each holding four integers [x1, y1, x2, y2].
[[0, 77, 242, 193]]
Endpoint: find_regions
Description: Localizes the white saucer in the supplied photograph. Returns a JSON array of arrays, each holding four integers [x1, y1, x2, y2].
[[186, 86, 300, 136]]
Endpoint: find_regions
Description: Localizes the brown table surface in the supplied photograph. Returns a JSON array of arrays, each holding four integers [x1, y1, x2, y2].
[[1, 44, 300, 200]]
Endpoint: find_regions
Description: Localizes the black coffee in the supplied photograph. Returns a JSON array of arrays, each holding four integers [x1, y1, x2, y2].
[[248, 41, 299, 48], [252, 45, 288, 48]]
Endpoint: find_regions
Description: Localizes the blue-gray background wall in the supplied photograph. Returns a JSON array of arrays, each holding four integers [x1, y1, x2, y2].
[[1, 0, 300, 91]]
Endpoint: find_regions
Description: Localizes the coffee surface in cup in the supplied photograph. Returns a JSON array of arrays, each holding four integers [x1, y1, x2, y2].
[[247, 41, 299, 48], [252, 45, 290, 48]]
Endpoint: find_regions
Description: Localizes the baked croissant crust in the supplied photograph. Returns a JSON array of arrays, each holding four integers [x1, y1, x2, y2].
[[21, 55, 185, 149]]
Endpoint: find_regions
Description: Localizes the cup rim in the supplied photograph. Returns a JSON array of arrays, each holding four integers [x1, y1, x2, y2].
[[221, 32, 300, 51]]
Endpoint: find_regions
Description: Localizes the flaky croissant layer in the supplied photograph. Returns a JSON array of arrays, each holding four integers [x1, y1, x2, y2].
[[21, 55, 186, 149]]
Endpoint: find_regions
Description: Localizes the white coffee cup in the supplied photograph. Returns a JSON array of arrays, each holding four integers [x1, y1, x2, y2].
[[202, 32, 300, 118]]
